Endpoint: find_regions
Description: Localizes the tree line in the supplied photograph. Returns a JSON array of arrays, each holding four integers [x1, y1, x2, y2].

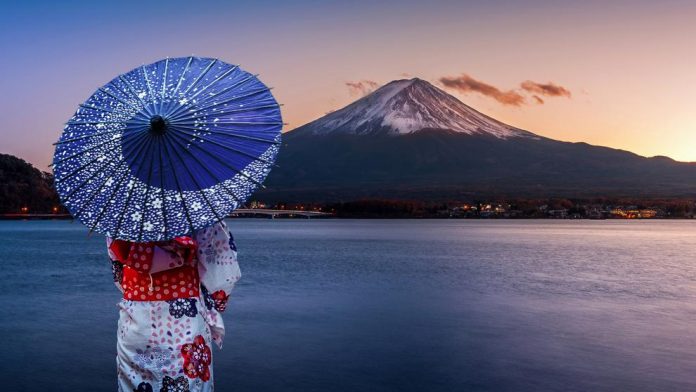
[[0, 153, 61, 213]]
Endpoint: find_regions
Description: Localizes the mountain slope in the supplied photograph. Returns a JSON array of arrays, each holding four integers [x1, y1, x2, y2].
[[293, 78, 536, 138], [259, 79, 696, 202]]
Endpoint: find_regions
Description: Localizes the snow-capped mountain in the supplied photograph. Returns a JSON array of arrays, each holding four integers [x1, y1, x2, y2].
[[259, 78, 696, 202], [293, 78, 537, 139]]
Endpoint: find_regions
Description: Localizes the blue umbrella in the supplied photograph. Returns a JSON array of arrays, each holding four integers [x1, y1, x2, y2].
[[52, 57, 282, 241]]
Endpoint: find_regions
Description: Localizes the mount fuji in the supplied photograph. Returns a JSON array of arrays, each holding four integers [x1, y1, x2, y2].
[[292, 78, 536, 139], [260, 78, 696, 202]]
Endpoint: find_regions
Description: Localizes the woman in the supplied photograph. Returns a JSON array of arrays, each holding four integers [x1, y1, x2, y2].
[[107, 221, 240, 392]]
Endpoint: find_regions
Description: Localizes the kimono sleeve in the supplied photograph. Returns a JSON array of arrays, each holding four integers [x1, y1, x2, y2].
[[106, 237, 124, 293], [194, 221, 241, 312]]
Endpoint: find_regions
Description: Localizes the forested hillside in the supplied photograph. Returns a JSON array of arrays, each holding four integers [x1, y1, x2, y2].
[[0, 153, 60, 213]]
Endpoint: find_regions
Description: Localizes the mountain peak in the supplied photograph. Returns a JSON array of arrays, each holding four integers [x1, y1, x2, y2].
[[291, 78, 538, 139]]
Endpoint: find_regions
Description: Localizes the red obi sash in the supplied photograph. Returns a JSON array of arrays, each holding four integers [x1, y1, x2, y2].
[[109, 237, 200, 301]]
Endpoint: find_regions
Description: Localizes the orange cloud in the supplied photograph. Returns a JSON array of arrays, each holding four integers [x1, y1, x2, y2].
[[520, 80, 572, 98], [345, 80, 379, 97], [439, 74, 526, 106]]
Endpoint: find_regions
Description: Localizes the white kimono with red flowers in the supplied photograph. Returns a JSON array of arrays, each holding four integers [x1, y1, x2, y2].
[[108, 221, 241, 392]]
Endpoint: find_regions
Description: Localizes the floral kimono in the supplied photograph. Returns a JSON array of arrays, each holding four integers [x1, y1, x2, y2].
[[107, 221, 241, 392]]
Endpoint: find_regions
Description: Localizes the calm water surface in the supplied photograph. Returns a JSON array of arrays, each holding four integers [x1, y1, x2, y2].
[[1, 219, 696, 391]]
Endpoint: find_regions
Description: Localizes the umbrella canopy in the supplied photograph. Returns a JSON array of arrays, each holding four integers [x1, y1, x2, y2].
[[52, 57, 282, 241]]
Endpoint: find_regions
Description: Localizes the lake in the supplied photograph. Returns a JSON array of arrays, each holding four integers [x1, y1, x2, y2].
[[1, 219, 696, 391]]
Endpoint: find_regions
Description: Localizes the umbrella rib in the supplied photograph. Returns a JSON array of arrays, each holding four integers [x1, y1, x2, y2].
[[66, 129, 150, 233], [157, 140, 169, 240], [182, 58, 217, 96], [161, 135, 226, 223], [159, 135, 196, 235], [165, 73, 258, 121], [72, 158, 129, 222], [185, 103, 280, 118], [118, 76, 154, 117], [164, 104, 193, 124], [166, 130, 269, 190], [112, 134, 157, 238], [159, 57, 170, 115], [51, 133, 126, 167], [110, 80, 151, 116], [75, 164, 128, 225], [52, 123, 147, 167], [169, 124, 281, 145], [78, 103, 113, 113], [55, 147, 118, 184], [165, 131, 248, 205], [188, 64, 239, 101], [141, 65, 157, 106], [197, 87, 272, 110], [67, 120, 129, 125], [140, 66, 164, 121], [163, 59, 220, 120], [58, 130, 150, 203], [168, 87, 272, 123], [136, 134, 159, 242], [195, 73, 258, 105], [86, 162, 134, 236], [173, 120, 283, 126], [53, 123, 147, 145], [78, 104, 150, 122], [173, 56, 194, 96], [87, 133, 153, 236], [168, 126, 276, 167], [54, 138, 133, 182], [89, 127, 158, 235], [60, 153, 120, 204], [99, 86, 144, 114], [162, 59, 218, 121], [161, 56, 194, 118]]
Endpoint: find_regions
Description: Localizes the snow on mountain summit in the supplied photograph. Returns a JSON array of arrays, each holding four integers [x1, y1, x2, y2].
[[292, 78, 538, 139]]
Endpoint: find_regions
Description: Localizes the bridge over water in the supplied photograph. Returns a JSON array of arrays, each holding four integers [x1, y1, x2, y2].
[[230, 209, 332, 218]]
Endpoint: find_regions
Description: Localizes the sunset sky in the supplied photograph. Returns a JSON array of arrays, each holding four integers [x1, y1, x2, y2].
[[1, 0, 695, 167]]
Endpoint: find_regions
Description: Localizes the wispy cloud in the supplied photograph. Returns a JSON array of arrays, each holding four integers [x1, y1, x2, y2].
[[345, 80, 379, 97], [520, 80, 572, 98], [439, 74, 526, 106], [439, 73, 573, 106]]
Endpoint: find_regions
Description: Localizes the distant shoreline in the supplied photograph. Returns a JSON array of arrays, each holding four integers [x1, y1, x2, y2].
[[0, 214, 72, 220], [2, 214, 695, 221]]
